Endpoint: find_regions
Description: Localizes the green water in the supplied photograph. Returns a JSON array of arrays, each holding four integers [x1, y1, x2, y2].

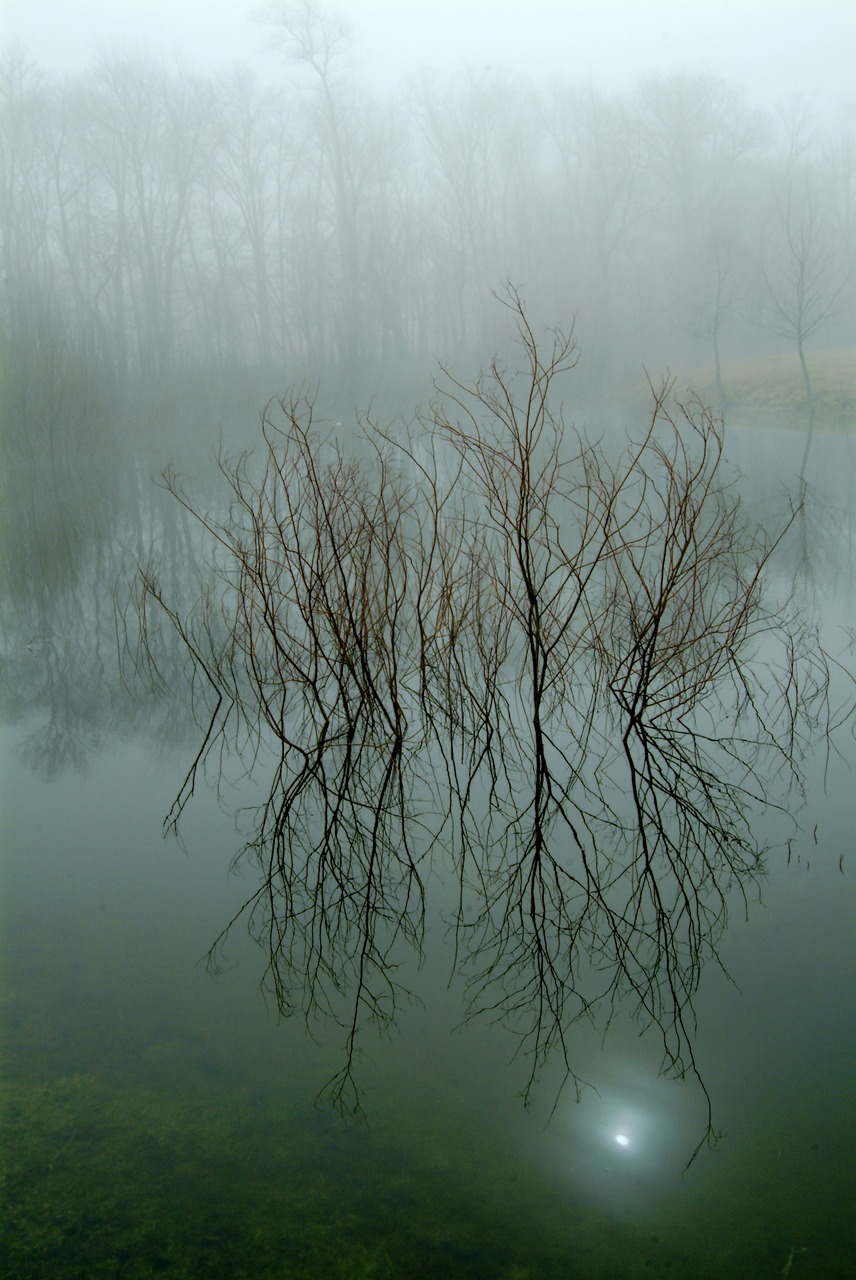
[[2, 716, 855, 1280], [3, 429, 856, 1278]]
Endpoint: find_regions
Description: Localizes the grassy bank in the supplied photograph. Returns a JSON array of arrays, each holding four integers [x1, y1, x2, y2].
[[674, 348, 856, 432]]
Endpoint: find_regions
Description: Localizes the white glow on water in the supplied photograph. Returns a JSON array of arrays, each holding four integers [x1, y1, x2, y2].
[[614, 1133, 630, 1146]]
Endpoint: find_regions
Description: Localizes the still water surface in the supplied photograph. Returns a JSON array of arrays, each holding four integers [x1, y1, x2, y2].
[[2, 429, 855, 1279]]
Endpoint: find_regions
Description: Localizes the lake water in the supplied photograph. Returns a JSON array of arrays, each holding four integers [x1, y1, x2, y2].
[[2, 426, 855, 1279]]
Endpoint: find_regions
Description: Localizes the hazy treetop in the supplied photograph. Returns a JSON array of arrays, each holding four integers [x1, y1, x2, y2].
[[3, 0, 855, 111]]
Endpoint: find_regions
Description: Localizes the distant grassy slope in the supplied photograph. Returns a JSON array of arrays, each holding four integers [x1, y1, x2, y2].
[[674, 349, 856, 431]]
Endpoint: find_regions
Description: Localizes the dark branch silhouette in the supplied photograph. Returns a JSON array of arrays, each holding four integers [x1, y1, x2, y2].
[[125, 293, 830, 1151]]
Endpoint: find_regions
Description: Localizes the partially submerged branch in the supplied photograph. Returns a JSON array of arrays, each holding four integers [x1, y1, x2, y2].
[[122, 294, 831, 1144]]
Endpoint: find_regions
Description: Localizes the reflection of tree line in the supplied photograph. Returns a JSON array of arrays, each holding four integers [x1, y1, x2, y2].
[[121, 300, 840, 1158], [724, 427, 856, 606], [0, 444, 215, 778]]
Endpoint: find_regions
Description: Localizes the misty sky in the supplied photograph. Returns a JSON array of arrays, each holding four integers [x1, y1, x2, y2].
[[4, 0, 856, 107]]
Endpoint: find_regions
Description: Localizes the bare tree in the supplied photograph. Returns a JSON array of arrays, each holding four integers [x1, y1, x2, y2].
[[126, 293, 830, 1155], [413, 71, 541, 354], [257, 1, 385, 381], [543, 84, 648, 377]]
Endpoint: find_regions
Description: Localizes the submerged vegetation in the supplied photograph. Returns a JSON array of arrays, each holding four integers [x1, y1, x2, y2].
[[0, 1069, 513, 1280], [123, 295, 833, 1151]]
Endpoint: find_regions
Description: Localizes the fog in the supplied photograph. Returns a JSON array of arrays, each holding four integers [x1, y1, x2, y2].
[[5, 0, 856, 107], [3, 4, 854, 444], [2, 5, 856, 1280]]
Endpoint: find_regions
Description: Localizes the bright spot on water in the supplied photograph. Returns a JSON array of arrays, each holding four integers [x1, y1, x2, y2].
[[614, 1134, 630, 1146]]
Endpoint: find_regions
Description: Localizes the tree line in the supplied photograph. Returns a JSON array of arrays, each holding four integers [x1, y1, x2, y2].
[[2, 4, 854, 402]]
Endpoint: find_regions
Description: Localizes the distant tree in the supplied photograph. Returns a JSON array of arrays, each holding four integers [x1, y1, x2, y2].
[[685, 226, 754, 411], [636, 74, 769, 249], [413, 71, 541, 354], [543, 83, 648, 378], [257, 1, 373, 378], [633, 75, 771, 372], [80, 54, 207, 380], [760, 118, 852, 482], [0, 50, 55, 333], [204, 69, 292, 367]]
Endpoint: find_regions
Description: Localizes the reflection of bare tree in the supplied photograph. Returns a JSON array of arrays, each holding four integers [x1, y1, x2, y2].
[[130, 295, 830, 1148]]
